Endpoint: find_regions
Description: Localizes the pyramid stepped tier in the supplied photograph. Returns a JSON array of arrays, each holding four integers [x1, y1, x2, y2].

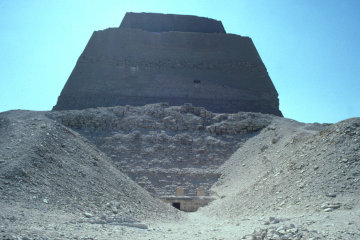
[[119, 12, 226, 33], [53, 13, 282, 116]]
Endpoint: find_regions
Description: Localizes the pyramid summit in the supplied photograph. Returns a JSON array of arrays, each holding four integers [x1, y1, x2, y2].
[[53, 12, 282, 116], [119, 12, 226, 33]]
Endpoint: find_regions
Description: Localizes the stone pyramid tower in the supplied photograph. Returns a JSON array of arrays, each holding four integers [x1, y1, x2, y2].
[[53, 12, 282, 116]]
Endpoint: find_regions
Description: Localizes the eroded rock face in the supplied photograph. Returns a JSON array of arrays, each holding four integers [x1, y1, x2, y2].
[[48, 103, 274, 196], [53, 12, 282, 116]]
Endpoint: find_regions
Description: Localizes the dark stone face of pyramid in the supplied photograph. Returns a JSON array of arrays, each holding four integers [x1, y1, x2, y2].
[[119, 12, 226, 33], [53, 12, 282, 116]]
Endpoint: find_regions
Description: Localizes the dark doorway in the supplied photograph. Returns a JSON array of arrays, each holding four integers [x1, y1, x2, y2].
[[172, 202, 181, 210]]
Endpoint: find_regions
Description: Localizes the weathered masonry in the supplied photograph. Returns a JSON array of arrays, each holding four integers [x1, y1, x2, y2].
[[53, 12, 282, 116], [160, 187, 215, 212]]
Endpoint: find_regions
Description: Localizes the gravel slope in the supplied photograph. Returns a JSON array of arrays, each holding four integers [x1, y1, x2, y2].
[[1, 108, 359, 239], [206, 117, 360, 216], [0, 110, 179, 239], [199, 116, 360, 239]]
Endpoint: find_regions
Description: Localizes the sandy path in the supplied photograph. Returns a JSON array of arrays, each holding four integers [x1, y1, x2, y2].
[[122, 212, 257, 240]]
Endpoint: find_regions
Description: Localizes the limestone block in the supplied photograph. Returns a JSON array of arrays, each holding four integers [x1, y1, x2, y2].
[[176, 187, 184, 196], [197, 187, 206, 196]]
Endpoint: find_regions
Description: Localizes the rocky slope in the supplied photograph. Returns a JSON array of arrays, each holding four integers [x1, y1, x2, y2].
[[48, 103, 273, 196], [0, 110, 179, 238], [1, 106, 359, 239], [200, 116, 360, 238]]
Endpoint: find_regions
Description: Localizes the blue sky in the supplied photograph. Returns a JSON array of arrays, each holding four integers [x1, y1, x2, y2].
[[0, 0, 359, 123]]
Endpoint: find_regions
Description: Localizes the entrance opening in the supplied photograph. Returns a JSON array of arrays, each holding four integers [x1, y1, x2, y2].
[[172, 202, 181, 210]]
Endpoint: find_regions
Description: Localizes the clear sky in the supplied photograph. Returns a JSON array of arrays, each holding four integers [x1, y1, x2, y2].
[[0, 0, 359, 123]]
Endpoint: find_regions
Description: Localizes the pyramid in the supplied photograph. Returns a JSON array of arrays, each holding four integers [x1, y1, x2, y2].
[[53, 12, 282, 116]]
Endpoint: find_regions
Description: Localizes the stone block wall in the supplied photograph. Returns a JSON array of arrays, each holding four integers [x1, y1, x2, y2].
[[120, 12, 226, 33], [53, 23, 282, 116]]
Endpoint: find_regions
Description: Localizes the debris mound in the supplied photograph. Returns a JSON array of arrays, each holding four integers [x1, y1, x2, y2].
[[204, 117, 360, 217], [48, 103, 274, 196], [0, 110, 178, 222]]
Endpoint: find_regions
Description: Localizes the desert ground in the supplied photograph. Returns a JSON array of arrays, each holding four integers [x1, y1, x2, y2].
[[1, 105, 359, 239]]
